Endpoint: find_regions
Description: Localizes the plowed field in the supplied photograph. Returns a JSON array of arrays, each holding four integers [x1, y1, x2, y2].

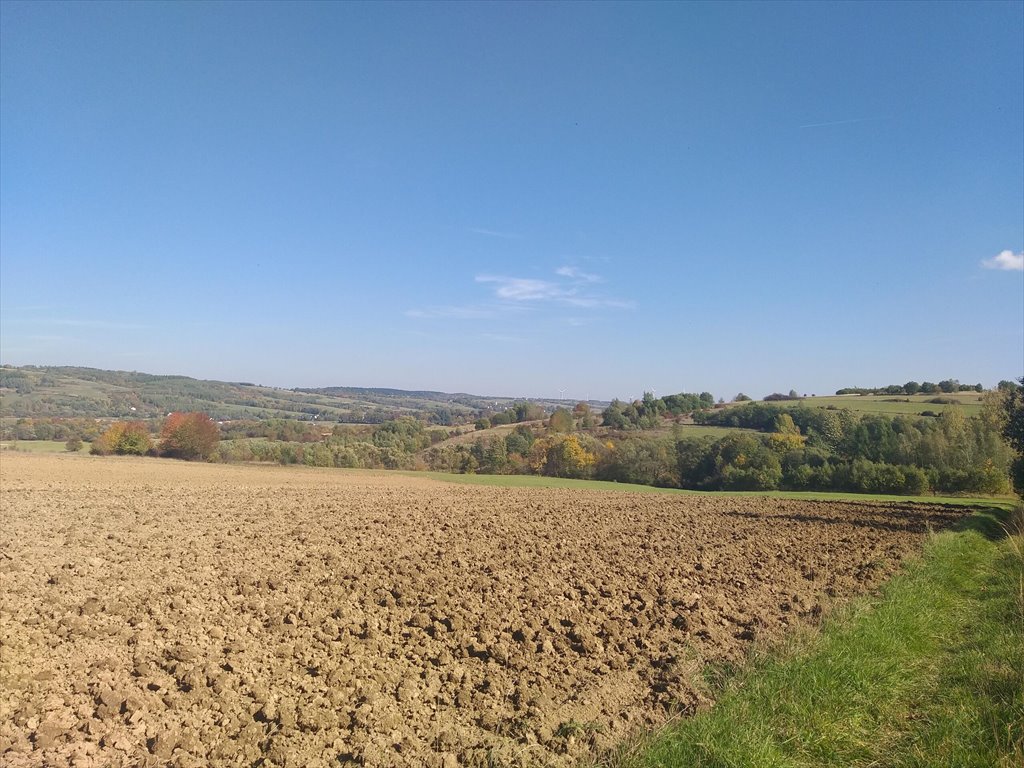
[[0, 453, 966, 767]]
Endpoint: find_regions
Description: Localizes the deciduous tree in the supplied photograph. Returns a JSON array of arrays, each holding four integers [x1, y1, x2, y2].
[[91, 421, 152, 456], [160, 412, 219, 460]]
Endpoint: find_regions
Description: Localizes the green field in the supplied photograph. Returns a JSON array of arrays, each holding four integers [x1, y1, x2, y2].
[[613, 504, 1023, 768], [0, 440, 87, 453], [415, 470, 1016, 509], [777, 393, 985, 417]]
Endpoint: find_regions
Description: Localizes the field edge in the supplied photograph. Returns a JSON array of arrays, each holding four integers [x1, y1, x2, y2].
[[603, 503, 1024, 768]]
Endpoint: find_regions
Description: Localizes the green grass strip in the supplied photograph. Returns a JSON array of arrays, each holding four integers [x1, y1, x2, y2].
[[0, 440, 83, 453], [612, 506, 1024, 768], [412, 470, 1018, 511]]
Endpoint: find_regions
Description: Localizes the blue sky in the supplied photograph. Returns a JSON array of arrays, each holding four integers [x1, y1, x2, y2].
[[1, 1, 1021, 401]]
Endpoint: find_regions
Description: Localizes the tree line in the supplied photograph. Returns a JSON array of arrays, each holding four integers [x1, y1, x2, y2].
[[12, 381, 1022, 499], [834, 379, 997, 396]]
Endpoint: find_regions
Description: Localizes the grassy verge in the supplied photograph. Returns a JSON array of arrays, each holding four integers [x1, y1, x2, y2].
[[413, 470, 1017, 510], [608, 504, 1024, 768], [0, 440, 85, 453]]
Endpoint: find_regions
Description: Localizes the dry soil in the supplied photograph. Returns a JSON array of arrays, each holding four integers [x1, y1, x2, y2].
[[0, 453, 966, 767]]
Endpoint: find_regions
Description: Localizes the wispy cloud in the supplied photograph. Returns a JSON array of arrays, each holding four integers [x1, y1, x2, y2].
[[556, 265, 602, 283], [469, 227, 521, 239], [981, 249, 1024, 272], [799, 116, 887, 129], [407, 267, 632, 320], [475, 275, 570, 302]]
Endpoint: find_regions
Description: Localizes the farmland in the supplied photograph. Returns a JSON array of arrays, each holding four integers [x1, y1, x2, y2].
[[775, 392, 985, 417], [0, 453, 976, 768]]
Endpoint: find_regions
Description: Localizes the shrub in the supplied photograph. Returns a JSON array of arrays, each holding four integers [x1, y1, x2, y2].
[[65, 437, 83, 452], [902, 465, 929, 495]]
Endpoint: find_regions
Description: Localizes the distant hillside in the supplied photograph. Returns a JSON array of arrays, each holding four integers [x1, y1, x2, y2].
[[0, 365, 530, 423]]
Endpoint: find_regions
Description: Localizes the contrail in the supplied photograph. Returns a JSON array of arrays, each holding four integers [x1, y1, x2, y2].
[[799, 116, 886, 129]]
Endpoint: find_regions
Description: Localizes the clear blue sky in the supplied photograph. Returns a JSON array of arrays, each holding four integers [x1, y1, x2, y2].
[[2, 1, 1021, 400]]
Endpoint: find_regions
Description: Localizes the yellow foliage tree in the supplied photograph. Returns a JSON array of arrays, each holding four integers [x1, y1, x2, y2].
[[544, 435, 596, 478], [90, 421, 152, 456], [768, 413, 806, 452]]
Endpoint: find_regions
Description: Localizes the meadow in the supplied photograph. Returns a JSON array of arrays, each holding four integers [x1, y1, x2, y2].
[[0, 439, 85, 453], [785, 392, 984, 417]]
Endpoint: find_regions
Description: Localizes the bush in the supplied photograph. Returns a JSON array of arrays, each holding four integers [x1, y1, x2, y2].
[[65, 437, 83, 452], [902, 465, 929, 495]]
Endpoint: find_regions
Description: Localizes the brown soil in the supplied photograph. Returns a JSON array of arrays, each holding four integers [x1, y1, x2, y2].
[[0, 453, 966, 767]]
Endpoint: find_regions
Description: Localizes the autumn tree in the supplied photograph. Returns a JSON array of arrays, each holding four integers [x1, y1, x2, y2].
[[543, 435, 597, 478], [768, 413, 805, 452], [160, 412, 220, 460], [91, 421, 152, 455]]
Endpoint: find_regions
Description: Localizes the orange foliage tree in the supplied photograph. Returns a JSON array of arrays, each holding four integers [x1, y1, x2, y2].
[[160, 412, 220, 460]]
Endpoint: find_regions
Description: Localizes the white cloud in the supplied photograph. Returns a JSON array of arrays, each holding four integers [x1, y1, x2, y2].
[[476, 270, 633, 309], [556, 266, 602, 283], [409, 268, 632, 320], [981, 250, 1024, 271], [475, 275, 570, 302], [469, 227, 521, 239]]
